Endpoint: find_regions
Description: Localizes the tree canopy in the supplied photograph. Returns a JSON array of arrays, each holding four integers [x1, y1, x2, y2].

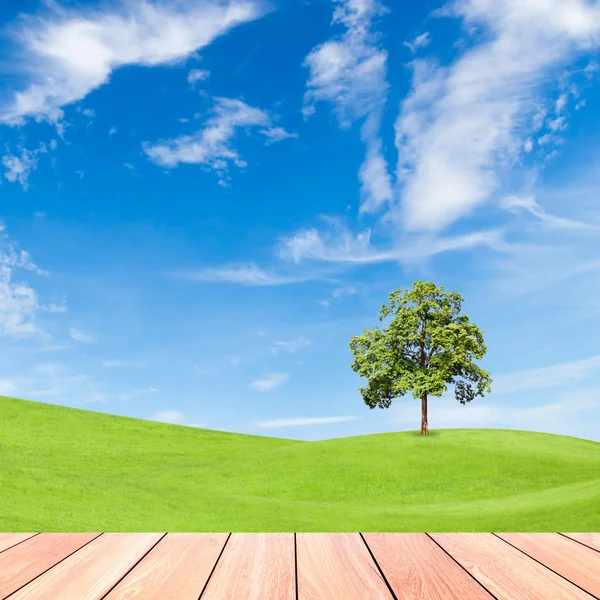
[[349, 281, 492, 434]]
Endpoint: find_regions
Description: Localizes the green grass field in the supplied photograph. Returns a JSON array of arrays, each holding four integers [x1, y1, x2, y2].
[[1, 395, 599, 531]]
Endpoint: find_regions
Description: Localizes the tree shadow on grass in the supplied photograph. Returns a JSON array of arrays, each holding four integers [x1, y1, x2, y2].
[[406, 430, 442, 437]]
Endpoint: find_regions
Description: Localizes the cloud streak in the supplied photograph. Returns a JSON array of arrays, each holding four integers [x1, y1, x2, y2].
[[1, 0, 266, 126], [303, 0, 392, 214], [394, 0, 600, 232], [249, 372, 289, 391], [256, 416, 359, 428], [143, 97, 295, 184]]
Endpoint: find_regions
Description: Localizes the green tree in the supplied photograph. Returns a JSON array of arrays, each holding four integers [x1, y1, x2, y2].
[[349, 281, 491, 435]]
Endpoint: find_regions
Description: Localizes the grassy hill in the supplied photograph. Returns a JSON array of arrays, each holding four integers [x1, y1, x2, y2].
[[1, 395, 599, 531]]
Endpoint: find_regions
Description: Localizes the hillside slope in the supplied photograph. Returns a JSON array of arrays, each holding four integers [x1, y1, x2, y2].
[[1, 396, 599, 531]]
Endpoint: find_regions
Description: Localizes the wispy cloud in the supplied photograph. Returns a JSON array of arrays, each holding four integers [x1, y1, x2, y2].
[[174, 262, 320, 286], [119, 387, 158, 401], [143, 97, 295, 184], [394, 0, 600, 232], [102, 359, 130, 368], [0, 225, 51, 337], [272, 336, 311, 354], [68, 328, 95, 343], [276, 219, 506, 265], [501, 195, 598, 230], [493, 355, 600, 395], [152, 410, 186, 424], [332, 285, 357, 298], [2, 148, 38, 190], [260, 126, 298, 145], [303, 0, 392, 214], [403, 32, 431, 54], [390, 391, 599, 437], [255, 416, 359, 428], [187, 68, 211, 87], [1, 0, 266, 127], [151, 410, 205, 428], [249, 372, 289, 391]]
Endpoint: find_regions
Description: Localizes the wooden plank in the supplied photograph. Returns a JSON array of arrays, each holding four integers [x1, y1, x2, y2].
[[297, 533, 393, 600], [363, 533, 493, 600], [0, 533, 100, 599], [430, 533, 594, 600], [0, 534, 38, 554], [561, 533, 600, 554], [8, 533, 163, 600], [105, 533, 228, 600], [200, 533, 295, 600], [496, 533, 600, 598]]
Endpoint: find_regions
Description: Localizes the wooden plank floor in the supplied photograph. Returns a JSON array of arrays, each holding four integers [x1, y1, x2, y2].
[[0, 533, 598, 599]]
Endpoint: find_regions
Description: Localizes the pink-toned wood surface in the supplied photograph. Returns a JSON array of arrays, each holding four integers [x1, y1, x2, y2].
[[0, 532, 598, 598], [496, 532, 600, 598], [7, 533, 163, 600], [297, 533, 393, 600], [0, 534, 38, 554], [0, 533, 100, 599], [200, 533, 295, 600], [363, 533, 494, 600], [561, 532, 600, 553], [105, 533, 228, 600], [430, 532, 594, 600]]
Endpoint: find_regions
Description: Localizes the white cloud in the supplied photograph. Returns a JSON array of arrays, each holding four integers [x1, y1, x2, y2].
[[390, 391, 599, 437], [69, 327, 94, 343], [500, 194, 595, 230], [120, 387, 158, 401], [0, 228, 51, 338], [1, 0, 266, 126], [109, 127, 117, 136], [304, 0, 392, 214], [249, 372, 289, 391], [0, 380, 18, 396], [24, 370, 109, 404], [2, 149, 38, 190], [316, 299, 330, 307], [394, 0, 600, 232], [492, 356, 600, 395], [41, 302, 67, 313], [143, 97, 295, 181], [555, 93, 568, 113], [488, 239, 600, 298], [332, 285, 357, 298], [187, 68, 211, 86], [78, 107, 96, 118], [175, 262, 318, 286], [151, 410, 185, 424], [272, 336, 311, 354], [403, 32, 431, 54], [276, 220, 506, 265], [260, 126, 298, 145], [256, 416, 359, 428], [102, 359, 130, 368]]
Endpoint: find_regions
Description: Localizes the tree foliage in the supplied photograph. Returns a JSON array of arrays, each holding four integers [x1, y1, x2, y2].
[[349, 281, 492, 431]]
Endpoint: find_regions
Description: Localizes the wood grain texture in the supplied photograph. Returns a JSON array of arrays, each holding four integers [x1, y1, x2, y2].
[[561, 533, 600, 553], [8, 533, 163, 600], [201, 533, 295, 600], [496, 532, 600, 598], [0, 533, 100, 600], [363, 533, 493, 600], [430, 533, 593, 600], [105, 533, 228, 600], [0, 534, 38, 554], [297, 533, 393, 600]]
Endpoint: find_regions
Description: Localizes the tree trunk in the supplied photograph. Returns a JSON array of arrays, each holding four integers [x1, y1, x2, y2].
[[421, 394, 429, 435]]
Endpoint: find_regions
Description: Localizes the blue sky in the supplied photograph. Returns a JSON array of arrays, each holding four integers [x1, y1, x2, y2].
[[0, 0, 600, 442]]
